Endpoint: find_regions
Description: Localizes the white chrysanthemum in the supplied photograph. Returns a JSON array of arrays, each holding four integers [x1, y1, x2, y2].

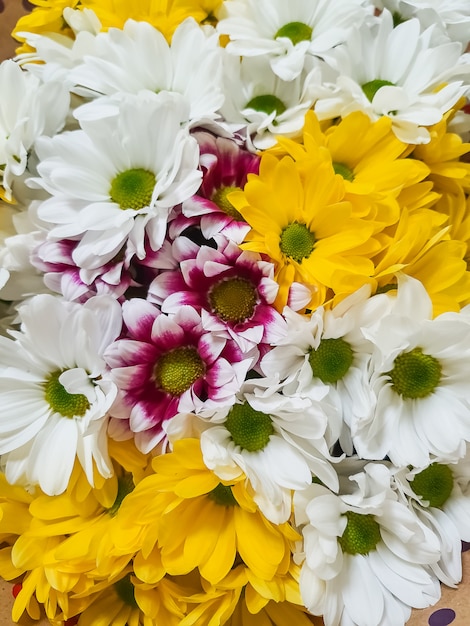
[[196, 388, 338, 523], [217, 0, 369, 81], [69, 18, 225, 126], [353, 275, 470, 467], [260, 286, 394, 452], [221, 54, 320, 150], [294, 461, 441, 626], [0, 60, 69, 201], [375, 0, 470, 46], [393, 452, 470, 588], [0, 294, 122, 495], [314, 10, 469, 143], [29, 92, 201, 269]]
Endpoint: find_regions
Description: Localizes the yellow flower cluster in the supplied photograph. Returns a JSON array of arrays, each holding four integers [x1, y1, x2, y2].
[[0, 439, 316, 626], [230, 108, 470, 315], [12, 0, 223, 52]]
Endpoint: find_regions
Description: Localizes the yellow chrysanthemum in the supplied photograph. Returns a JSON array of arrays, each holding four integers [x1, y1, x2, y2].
[[115, 438, 300, 586], [13, 0, 223, 52], [0, 439, 151, 623], [271, 111, 430, 229], [229, 153, 379, 310]]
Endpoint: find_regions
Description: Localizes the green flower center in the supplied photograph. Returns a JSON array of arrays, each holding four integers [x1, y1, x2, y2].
[[308, 337, 354, 384], [279, 222, 315, 263], [245, 94, 287, 118], [110, 168, 156, 210], [275, 21, 313, 45], [361, 79, 395, 103], [411, 463, 454, 508], [339, 511, 381, 555], [44, 370, 90, 418], [225, 402, 274, 452], [208, 277, 258, 324], [208, 483, 239, 507], [107, 473, 135, 517], [333, 162, 355, 182], [212, 186, 245, 220], [154, 347, 205, 396], [387, 347, 442, 399], [114, 574, 138, 608]]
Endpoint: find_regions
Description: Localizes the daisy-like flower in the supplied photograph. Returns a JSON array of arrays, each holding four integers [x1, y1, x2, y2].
[[294, 461, 441, 626], [260, 285, 394, 453], [393, 453, 470, 588], [315, 10, 469, 144], [69, 18, 225, 127], [181, 131, 259, 243], [353, 275, 470, 467], [105, 300, 250, 453], [30, 92, 201, 269], [116, 438, 300, 585], [217, 0, 368, 81], [196, 387, 338, 524], [149, 238, 286, 356], [229, 152, 377, 310], [0, 60, 69, 202], [375, 0, 470, 46], [0, 293, 122, 495], [220, 54, 321, 150]]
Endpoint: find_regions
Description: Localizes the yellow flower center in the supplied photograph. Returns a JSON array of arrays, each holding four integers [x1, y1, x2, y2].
[[275, 21, 313, 45], [339, 511, 381, 555], [154, 347, 205, 396], [44, 370, 90, 418], [308, 337, 354, 384], [411, 463, 454, 508], [225, 402, 274, 452], [208, 483, 239, 506], [110, 168, 156, 210], [245, 94, 287, 117], [387, 347, 442, 399], [361, 79, 395, 102], [208, 277, 257, 324], [333, 162, 355, 182], [212, 186, 245, 220], [279, 222, 316, 263]]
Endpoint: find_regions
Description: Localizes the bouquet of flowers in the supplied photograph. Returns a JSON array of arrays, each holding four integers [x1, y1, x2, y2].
[[1, 1, 470, 624]]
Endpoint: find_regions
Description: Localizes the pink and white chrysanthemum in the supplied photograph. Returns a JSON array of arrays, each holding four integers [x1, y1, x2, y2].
[[105, 300, 251, 453], [182, 131, 260, 243], [29, 92, 201, 269], [0, 293, 122, 495], [149, 238, 287, 356]]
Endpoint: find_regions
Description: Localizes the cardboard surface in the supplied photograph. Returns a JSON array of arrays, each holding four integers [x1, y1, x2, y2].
[[1, 1, 470, 624]]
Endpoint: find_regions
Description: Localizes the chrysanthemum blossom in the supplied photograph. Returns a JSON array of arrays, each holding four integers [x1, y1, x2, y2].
[[149, 238, 286, 356], [0, 60, 69, 202], [260, 285, 394, 453], [69, 18, 225, 127], [393, 455, 470, 588], [30, 93, 201, 269], [353, 275, 470, 467], [0, 294, 122, 495], [375, 0, 470, 46], [182, 131, 260, 243], [199, 388, 338, 523], [220, 54, 321, 150], [105, 300, 251, 453], [294, 462, 442, 626], [217, 0, 368, 81], [314, 10, 469, 144], [229, 153, 378, 310]]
